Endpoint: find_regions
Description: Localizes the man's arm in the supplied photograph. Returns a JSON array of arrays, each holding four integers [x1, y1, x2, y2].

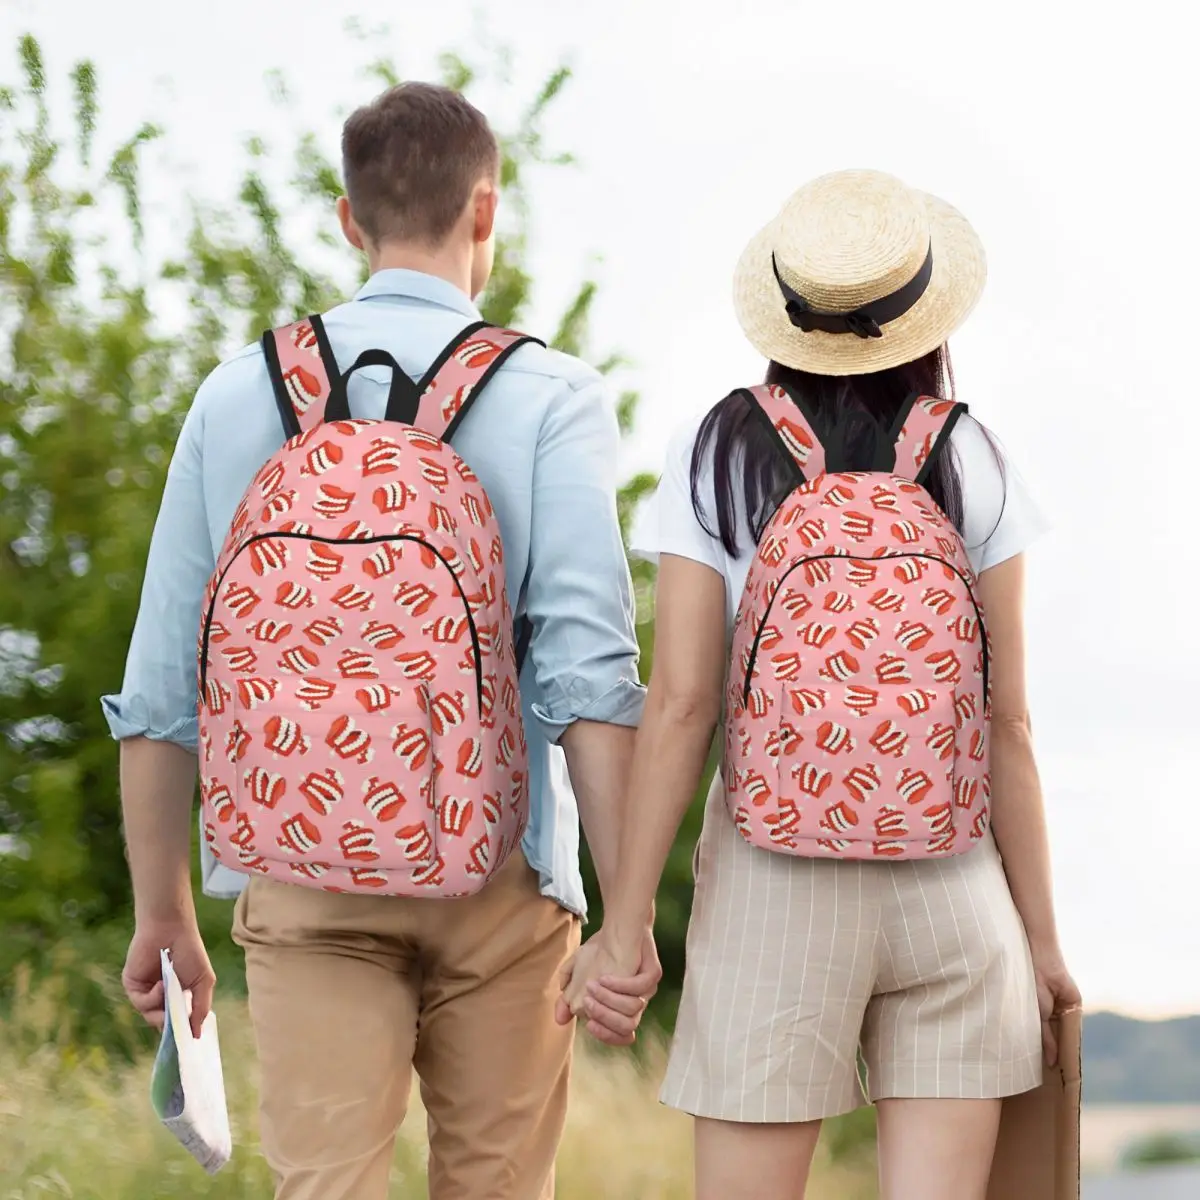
[[103, 397, 217, 1037], [523, 369, 646, 908]]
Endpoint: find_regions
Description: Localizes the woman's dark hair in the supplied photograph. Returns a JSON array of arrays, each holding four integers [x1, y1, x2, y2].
[[691, 345, 1002, 556]]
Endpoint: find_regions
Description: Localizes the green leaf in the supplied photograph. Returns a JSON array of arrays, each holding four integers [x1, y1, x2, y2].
[[69, 61, 97, 166]]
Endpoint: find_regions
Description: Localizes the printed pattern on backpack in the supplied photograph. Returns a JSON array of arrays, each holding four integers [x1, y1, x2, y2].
[[724, 385, 990, 860], [197, 319, 535, 897]]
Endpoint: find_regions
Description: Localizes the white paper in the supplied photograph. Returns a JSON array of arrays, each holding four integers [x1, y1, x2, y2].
[[149, 948, 232, 1174]]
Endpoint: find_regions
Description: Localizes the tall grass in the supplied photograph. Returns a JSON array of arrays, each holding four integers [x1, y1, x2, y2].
[[0, 965, 876, 1198]]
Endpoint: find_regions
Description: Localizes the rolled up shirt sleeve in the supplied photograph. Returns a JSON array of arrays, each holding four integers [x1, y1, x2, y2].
[[524, 373, 646, 742], [100, 392, 215, 752]]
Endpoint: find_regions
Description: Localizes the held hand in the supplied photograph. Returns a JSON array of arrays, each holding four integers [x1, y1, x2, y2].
[[555, 927, 659, 1046], [1031, 946, 1081, 1066], [123, 920, 215, 1040]]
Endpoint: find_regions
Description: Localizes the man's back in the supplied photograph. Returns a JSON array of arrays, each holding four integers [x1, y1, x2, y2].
[[110, 80, 651, 1200], [105, 268, 643, 912]]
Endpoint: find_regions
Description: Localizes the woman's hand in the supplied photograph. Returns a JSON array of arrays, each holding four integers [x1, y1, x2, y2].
[[556, 926, 659, 1046], [1031, 944, 1081, 1066]]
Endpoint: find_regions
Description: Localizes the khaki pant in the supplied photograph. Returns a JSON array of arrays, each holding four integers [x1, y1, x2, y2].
[[232, 852, 581, 1200]]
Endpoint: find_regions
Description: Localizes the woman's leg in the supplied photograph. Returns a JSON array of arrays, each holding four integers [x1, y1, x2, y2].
[[695, 1117, 823, 1200], [875, 1098, 1001, 1200]]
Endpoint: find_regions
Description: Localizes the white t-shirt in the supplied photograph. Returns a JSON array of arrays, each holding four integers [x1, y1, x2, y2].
[[631, 409, 1049, 628]]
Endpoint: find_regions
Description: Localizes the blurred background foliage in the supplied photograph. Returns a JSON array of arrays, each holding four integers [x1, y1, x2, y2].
[[0, 27, 712, 1051]]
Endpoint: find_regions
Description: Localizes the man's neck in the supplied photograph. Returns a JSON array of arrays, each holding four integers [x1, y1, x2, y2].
[[367, 242, 473, 300]]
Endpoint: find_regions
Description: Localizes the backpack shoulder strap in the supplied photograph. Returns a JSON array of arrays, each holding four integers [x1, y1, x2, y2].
[[740, 383, 826, 483], [261, 314, 341, 440], [888, 394, 969, 484], [412, 321, 544, 440]]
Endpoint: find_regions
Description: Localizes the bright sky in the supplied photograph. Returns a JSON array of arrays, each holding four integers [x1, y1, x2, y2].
[[3, 0, 1197, 1017]]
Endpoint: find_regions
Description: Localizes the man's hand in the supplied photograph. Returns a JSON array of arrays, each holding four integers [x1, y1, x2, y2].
[[555, 926, 661, 1047], [123, 919, 215, 1040]]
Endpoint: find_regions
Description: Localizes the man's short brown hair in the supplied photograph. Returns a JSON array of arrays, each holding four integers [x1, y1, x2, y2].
[[341, 82, 499, 247]]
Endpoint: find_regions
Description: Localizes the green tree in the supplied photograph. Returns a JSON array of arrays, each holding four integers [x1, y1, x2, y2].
[[0, 30, 675, 1047]]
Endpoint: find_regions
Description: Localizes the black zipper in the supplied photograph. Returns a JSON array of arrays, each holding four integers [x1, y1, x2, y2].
[[199, 531, 484, 710], [741, 552, 988, 707]]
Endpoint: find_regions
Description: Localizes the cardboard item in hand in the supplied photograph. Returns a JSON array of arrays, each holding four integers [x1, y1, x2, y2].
[[987, 1007, 1082, 1200]]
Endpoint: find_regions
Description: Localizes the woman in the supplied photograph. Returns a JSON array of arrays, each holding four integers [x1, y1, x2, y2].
[[562, 169, 1080, 1200]]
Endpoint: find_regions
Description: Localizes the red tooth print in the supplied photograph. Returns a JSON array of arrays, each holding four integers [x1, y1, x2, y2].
[[279, 645, 321, 674], [247, 619, 293, 644], [283, 365, 321, 414], [869, 720, 909, 758], [373, 481, 418, 513], [278, 812, 322, 853], [793, 762, 832, 799], [337, 520, 374, 542], [821, 800, 859, 834], [295, 677, 336, 708], [771, 653, 804, 682], [363, 544, 400, 579], [222, 645, 258, 673], [275, 582, 315, 611], [249, 539, 289, 576], [895, 620, 934, 651], [307, 543, 344, 580], [840, 511, 874, 542], [300, 769, 344, 816], [361, 620, 405, 649], [339, 821, 380, 862], [304, 617, 343, 645], [355, 684, 395, 713], [363, 778, 407, 822], [815, 721, 856, 756], [256, 460, 286, 498], [361, 438, 405, 477], [456, 737, 484, 778], [393, 582, 436, 617], [331, 584, 375, 613], [844, 618, 881, 650], [392, 724, 431, 770], [261, 490, 296, 520], [300, 440, 343, 476], [245, 766, 286, 809], [263, 715, 309, 757], [395, 820, 433, 862], [312, 484, 356, 518], [875, 653, 913, 685], [325, 716, 373, 764], [897, 768, 934, 805], [843, 762, 882, 803], [844, 685, 880, 715]]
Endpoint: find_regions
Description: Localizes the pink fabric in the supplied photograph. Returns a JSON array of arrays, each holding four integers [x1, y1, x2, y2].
[[747, 383, 826, 479], [272, 320, 334, 433], [198, 325, 531, 897], [725, 468, 989, 861], [414, 328, 531, 438], [892, 395, 959, 481]]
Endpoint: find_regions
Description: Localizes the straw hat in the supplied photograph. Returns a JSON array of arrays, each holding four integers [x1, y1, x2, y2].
[[732, 169, 986, 376]]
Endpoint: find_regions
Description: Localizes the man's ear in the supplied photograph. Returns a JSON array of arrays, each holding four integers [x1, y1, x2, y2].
[[472, 180, 498, 245], [337, 196, 367, 251]]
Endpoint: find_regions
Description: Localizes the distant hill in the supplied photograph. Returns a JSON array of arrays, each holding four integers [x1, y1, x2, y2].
[[1085, 1012, 1200, 1104]]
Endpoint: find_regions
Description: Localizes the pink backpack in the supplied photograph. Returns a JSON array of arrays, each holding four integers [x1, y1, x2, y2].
[[197, 315, 540, 896], [725, 384, 990, 860]]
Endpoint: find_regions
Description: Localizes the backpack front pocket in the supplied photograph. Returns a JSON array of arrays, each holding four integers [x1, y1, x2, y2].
[[205, 676, 456, 888]]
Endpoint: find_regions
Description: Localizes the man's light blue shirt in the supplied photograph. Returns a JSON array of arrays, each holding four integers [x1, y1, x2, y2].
[[101, 269, 645, 917]]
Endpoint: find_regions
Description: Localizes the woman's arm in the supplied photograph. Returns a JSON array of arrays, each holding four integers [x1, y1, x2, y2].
[[561, 553, 727, 1006], [977, 554, 1056, 943], [977, 553, 1080, 1060]]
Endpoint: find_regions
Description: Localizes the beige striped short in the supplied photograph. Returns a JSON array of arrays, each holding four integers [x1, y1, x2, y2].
[[661, 775, 1043, 1123]]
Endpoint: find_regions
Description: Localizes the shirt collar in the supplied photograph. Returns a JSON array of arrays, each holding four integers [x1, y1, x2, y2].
[[353, 268, 482, 320]]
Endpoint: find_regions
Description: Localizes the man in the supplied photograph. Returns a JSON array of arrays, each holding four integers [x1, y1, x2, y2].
[[104, 82, 659, 1199]]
